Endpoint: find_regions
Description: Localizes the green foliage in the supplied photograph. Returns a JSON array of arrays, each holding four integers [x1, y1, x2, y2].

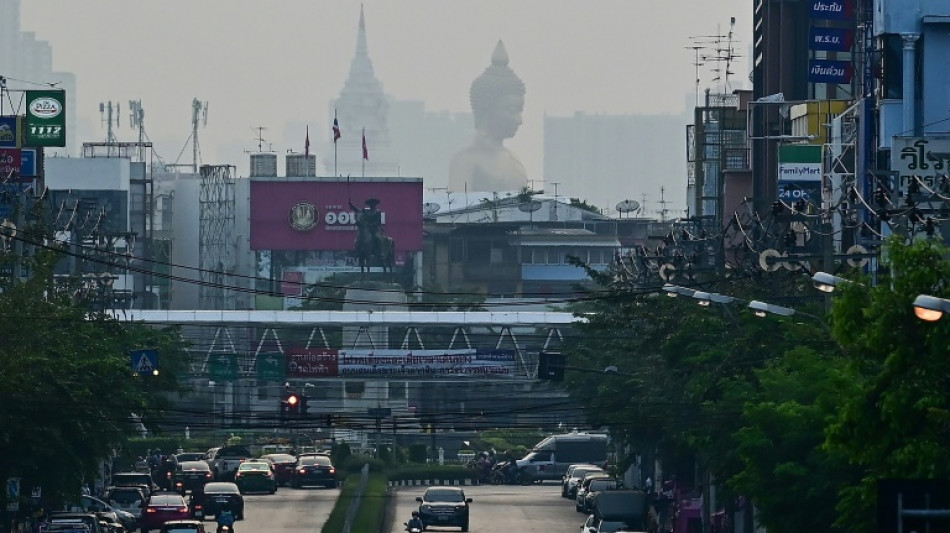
[[341, 454, 388, 474], [331, 441, 352, 467], [0, 249, 189, 504], [569, 197, 602, 214], [407, 443, 428, 463], [478, 428, 545, 451], [320, 472, 388, 533], [825, 238, 950, 532]]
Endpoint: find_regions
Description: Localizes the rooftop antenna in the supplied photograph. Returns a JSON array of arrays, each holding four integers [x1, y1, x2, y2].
[[696, 19, 741, 93], [129, 99, 145, 160], [99, 101, 120, 144], [641, 193, 649, 219], [658, 186, 670, 222], [191, 98, 208, 173]]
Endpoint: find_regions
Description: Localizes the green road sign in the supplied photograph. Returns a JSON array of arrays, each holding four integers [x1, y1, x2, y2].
[[257, 352, 285, 382], [208, 353, 238, 381], [25, 90, 66, 147]]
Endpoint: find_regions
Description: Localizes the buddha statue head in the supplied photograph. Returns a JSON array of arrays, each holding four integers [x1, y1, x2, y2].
[[469, 40, 526, 142]]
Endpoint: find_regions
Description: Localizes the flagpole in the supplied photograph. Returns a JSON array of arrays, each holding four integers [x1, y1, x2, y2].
[[361, 127, 366, 178], [333, 109, 339, 177]]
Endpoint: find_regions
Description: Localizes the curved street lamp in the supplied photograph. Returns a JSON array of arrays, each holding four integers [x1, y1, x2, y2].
[[913, 294, 950, 322], [811, 272, 851, 293]]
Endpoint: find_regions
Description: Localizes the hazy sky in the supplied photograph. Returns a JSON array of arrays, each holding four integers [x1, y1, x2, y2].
[[20, 1, 751, 210]]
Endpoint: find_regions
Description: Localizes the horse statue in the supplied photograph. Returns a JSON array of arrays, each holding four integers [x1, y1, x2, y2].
[[355, 231, 395, 279]]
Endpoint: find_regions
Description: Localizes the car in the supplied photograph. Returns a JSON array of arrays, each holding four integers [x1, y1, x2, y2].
[[563, 465, 605, 500], [234, 460, 277, 494], [158, 519, 207, 533], [111, 472, 158, 496], [194, 482, 244, 520], [171, 461, 214, 494], [47, 512, 104, 533], [60, 494, 137, 531], [104, 485, 149, 521], [173, 453, 207, 464], [291, 455, 337, 488], [260, 453, 297, 486], [139, 492, 191, 533], [415, 486, 473, 532], [208, 445, 252, 481], [578, 476, 622, 513]]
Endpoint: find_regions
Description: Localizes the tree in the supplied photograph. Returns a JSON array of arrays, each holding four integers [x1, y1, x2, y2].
[[825, 238, 950, 532], [0, 247, 189, 505]]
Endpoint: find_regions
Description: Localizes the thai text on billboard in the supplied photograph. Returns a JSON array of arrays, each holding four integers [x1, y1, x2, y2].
[[249, 180, 423, 252], [810, 0, 854, 20], [891, 136, 950, 195], [809, 27, 854, 52], [808, 59, 854, 84], [286, 348, 519, 378]]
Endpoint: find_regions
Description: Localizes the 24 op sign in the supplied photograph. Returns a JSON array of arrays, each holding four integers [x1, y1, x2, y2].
[[25, 90, 66, 147]]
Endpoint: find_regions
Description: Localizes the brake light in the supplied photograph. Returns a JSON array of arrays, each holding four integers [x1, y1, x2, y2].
[[195, 505, 203, 510], [235, 473, 243, 479], [329, 468, 336, 474], [145, 508, 156, 513], [166, 472, 172, 479], [179, 506, 189, 513], [298, 469, 306, 474], [205, 473, 213, 478]]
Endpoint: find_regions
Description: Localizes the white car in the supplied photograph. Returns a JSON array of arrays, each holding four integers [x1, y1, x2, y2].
[[104, 485, 148, 519]]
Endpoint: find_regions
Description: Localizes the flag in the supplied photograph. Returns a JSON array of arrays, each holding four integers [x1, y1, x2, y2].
[[362, 129, 368, 160], [332, 117, 341, 142], [305, 126, 310, 157]]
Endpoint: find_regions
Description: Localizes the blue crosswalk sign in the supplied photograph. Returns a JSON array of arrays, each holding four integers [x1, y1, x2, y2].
[[131, 349, 159, 375]]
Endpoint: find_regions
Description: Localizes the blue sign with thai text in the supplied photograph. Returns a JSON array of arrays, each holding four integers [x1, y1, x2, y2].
[[20, 149, 36, 177], [808, 59, 854, 84], [810, 0, 854, 20], [809, 26, 854, 52]]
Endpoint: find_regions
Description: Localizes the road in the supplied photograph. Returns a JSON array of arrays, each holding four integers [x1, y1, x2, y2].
[[388, 483, 586, 533], [228, 484, 339, 533]]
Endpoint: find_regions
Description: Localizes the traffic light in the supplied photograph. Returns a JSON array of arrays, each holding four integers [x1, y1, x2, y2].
[[326, 414, 333, 428], [537, 351, 565, 382], [299, 395, 310, 416], [286, 393, 300, 416]]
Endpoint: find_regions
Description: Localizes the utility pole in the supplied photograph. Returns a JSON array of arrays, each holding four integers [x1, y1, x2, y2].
[[191, 99, 208, 173]]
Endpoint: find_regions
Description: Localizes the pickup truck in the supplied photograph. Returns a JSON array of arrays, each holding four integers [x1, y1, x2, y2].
[[209, 445, 252, 481]]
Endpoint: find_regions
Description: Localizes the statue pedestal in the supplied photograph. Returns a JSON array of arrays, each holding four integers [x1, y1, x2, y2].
[[342, 281, 407, 349]]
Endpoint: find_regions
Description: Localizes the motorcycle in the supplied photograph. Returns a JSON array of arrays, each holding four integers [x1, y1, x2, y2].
[[403, 522, 423, 533], [489, 460, 533, 485]]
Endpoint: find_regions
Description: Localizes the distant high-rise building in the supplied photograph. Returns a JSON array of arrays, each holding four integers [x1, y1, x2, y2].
[[0, 0, 78, 155], [330, 6, 397, 177], [543, 111, 690, 216], [388, 99, 472, 187]]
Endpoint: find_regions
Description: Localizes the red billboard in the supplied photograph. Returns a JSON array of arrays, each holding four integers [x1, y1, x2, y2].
[[250, 179, 423, 252]]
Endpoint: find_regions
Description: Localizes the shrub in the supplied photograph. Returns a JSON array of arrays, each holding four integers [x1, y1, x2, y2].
[[331, 441, 352, 467], [407, 443, 428, 463], [388, 465, 476, 482], [341, 454, 387, 474]]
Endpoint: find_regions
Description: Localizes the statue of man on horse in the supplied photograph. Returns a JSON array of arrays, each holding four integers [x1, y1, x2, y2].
[[349, 198, 395, 276]]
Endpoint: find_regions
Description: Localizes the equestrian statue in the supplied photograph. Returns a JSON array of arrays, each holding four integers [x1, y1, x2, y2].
[[349, 198, 395, 278]]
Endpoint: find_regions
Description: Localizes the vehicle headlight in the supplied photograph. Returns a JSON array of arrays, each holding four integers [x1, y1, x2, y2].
[[421, 505, 432, 512]]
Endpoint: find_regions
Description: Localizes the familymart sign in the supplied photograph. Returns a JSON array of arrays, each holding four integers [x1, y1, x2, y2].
[[778, 145, 823, 203]]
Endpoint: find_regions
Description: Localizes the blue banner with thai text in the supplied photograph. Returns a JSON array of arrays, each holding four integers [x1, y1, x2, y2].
[[808, 59, 854, 84], [809, 26, 854, 52], [810, 0, 854, 20]]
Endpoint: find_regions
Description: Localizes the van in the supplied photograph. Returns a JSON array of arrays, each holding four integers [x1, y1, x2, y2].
[[515, 431, 608, 482]]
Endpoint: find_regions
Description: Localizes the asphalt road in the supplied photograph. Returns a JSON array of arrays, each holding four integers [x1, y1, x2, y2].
[[223, 484, 340, 533], [388, 483, 587, 533]]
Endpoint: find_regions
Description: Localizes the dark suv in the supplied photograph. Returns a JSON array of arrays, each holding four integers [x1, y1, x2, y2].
[[415, 487, 473, 532]]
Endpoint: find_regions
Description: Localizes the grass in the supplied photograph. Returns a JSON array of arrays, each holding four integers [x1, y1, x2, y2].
[[320, 471, 389, 533]]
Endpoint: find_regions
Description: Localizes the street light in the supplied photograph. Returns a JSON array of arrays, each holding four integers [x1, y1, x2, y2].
[[662, 284, 696, 297], [913, 294, 950, 322], [812, 272, 850, 293], [692, 291, 736, 306], [747, 300, 796, 317]]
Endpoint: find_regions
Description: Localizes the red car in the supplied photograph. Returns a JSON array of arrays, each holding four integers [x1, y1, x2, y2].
[[141, 493, 191, 533], [260, 453, 297, 486]]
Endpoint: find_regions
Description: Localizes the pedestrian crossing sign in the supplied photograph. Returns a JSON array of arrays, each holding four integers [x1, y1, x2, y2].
[[131, 349, 159, 375]]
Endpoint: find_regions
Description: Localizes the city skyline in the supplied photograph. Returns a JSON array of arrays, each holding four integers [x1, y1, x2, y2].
[[10, 0, 751, 214]]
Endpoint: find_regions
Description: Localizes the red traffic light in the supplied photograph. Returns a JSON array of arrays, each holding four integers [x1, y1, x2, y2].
[[286, 394, 299, 406]]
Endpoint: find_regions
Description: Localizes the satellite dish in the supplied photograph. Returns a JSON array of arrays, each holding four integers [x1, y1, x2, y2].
[[423, 202, 441, 215], [0, 220, 16, 240], [616, 200, 641, 213], [518, 200, 542, 213], [758, 249, 782, 272], [846, 244, 869, 267], [659, 263, 677, 281]]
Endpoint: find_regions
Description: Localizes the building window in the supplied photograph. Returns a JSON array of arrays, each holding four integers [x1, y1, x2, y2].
[[389, 381, 406, 400], [546, 248, 560, 264]]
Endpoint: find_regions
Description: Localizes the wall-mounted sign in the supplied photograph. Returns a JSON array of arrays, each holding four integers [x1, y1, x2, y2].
[[0, 116, 19, 148], [0, 149, 22, 179], [809, 27, 854, 52], [19, 149, 36, 177], [808, 59, 854, 84], [25, 90, 66, 147], [778, 144, 823, 204], [891, 136, 950, 195], [810, 0, 855, 20]]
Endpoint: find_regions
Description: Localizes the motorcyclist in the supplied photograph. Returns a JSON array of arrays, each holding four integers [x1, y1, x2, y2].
[[405, 511, 424, 532], [501, 449, 519, 483], [216, 508, 236, 533]]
